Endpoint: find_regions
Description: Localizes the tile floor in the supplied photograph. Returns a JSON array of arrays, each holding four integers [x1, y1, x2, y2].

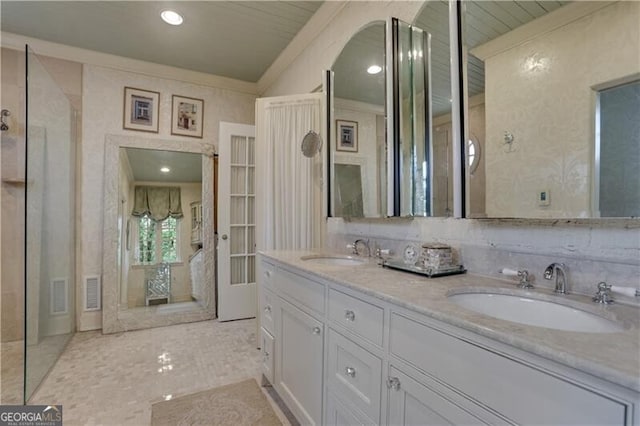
[[29, 319, 290, 425], [1, 340, 24, 404]]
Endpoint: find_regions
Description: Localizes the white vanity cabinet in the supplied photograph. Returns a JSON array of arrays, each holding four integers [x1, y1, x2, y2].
[[259, 258, 325, 426], [277, 298, 324, 425], [259, 255, 639, 426]]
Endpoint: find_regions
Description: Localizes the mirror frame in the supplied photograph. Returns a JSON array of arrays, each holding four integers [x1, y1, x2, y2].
[[102, 134, 216, 333]]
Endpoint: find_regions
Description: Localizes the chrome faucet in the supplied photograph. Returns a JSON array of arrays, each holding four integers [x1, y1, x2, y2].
[[544, 263, 568, 294], [352, 239, 371, 257]]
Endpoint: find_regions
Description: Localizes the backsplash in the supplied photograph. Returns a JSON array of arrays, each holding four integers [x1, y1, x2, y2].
[[325, 217, 640, 300]]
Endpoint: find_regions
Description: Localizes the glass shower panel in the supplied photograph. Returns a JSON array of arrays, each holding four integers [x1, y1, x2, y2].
[[24, 46, 76, 401], [0, 47, 26, 405]]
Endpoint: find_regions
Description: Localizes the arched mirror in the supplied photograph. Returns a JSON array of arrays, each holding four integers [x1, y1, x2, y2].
[[329, 21, 387, 218]]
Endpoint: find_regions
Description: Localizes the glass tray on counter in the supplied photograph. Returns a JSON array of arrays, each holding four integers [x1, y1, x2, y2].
[[382, 260, 466, 278]]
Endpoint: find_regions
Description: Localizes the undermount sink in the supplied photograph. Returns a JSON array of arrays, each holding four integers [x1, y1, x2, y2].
[[448, 292, 625, 333], [300, 254, 366, 266]]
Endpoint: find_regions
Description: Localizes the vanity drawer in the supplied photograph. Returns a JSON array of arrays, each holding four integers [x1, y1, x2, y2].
[[260, 288, 276, 335], [328, 288, 384, 346], [261, 327, 275, 384], [389, 312, 628, 425], [276, 268, 325, 316], [327, 328, 382, 423], [260, 259, 276, 292]]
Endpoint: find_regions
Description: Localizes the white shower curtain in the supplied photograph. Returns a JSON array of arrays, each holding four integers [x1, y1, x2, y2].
[[256, 93, 324, 251]]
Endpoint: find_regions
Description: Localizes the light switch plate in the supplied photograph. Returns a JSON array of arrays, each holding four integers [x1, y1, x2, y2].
[[538, 189, 551, 206]]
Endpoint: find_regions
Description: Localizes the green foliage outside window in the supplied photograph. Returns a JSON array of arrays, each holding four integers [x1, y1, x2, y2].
[[137, 215, 179, 264], [161, 217, 178, 263]]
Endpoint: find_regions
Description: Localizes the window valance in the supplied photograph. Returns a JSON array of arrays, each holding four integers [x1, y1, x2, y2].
[[131, 186, 183, 221]]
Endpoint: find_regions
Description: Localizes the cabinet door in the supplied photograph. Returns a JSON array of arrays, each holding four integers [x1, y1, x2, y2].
[[276, 299, 324, 426], [326, 391, 375, 426], [261, 327, 275, 384], [387, 366, 497, 426]]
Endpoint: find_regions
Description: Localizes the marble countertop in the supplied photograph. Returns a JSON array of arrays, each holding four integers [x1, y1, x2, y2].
[[260, 250, 640, 392]]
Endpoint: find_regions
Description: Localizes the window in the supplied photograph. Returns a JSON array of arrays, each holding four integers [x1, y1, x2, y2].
[[135, 214, 180, 264], [468, 136, 481, 175]]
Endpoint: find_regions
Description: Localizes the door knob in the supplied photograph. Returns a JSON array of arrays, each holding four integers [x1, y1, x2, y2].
[[345, 366, 356, 378], [386, 377, 401, 391], [312, 326, 321, 335], [221, 234, 228, 240]]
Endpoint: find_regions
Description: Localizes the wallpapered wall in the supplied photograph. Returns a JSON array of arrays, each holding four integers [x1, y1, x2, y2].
[[80, 65, 256, 330], [483, 1, 640, 218]]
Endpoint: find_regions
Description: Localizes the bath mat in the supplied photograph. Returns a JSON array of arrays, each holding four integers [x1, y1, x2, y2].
[[150, 378, 282, 426]]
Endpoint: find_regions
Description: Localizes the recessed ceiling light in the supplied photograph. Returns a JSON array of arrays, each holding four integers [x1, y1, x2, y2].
[[367, 65, 382, 75], [160, 167, 171, 173], [161, 10, 183, 26]]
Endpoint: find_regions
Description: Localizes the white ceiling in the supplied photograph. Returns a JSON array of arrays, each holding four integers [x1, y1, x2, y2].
[[0, 1, 322, 83], [124, 148, 202, 183]]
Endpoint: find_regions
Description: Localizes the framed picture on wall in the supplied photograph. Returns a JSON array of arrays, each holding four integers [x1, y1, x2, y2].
[[336, 120, 358, 152], [123, 87, 160, 133], [171, 95, 204, 138]]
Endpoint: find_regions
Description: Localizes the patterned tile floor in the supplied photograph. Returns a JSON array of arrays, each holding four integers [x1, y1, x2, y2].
[[1, 340, 24, 404], [29, 319, 290, 425]]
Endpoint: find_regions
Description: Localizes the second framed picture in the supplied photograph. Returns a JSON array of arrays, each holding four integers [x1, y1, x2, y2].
[[171, 95, 204, 138], [336, 120, 358, 152]]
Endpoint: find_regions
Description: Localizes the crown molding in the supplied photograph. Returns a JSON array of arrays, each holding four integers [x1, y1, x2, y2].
[[470, 1, 613, 60], [1, 32, 258, 95], [257, 1, 347, 95]]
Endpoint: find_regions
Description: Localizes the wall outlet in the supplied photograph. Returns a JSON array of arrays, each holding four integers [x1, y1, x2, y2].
[[538, 189, 551, 206]]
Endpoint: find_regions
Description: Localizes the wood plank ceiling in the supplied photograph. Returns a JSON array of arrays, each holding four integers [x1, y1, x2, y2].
[[0, 1, 322, 83]]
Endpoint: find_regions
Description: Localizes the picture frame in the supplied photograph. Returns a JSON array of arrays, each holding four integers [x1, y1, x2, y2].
[[123, 87, 160, 133], [171, 95, 204, 138], [336, 120, 358, 152]]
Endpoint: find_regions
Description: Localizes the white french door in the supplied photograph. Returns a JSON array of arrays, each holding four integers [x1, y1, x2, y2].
[[218, 122, 257, 321]]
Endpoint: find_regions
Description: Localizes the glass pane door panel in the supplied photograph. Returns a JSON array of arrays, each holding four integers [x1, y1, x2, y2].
[[230, 257, 246, 284], [230, 196, 246, 224], [231, 135, 247, 164], [247, 167, 255, 195], [247, 227, 255, 254], [247, 197, 255, 223], [231, 167, 246, 194], [247, 256, 256, 283], [248, 137, 255, 165], [230, 227, 245, 254]]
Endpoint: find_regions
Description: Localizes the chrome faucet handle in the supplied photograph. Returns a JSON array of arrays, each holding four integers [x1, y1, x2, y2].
[[593, 282, 614, 304], [353, 239, 371, 257], [517, 270, 533, 289]]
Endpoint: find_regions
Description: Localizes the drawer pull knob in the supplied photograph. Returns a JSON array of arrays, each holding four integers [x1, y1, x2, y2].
[[345, 366, 356, 378], [386, 377, 401, 391], [312, 326, 322, 335], [265, 271, 272, 278], [264, 305, 272, 313], [345, 310, 356, 321]]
